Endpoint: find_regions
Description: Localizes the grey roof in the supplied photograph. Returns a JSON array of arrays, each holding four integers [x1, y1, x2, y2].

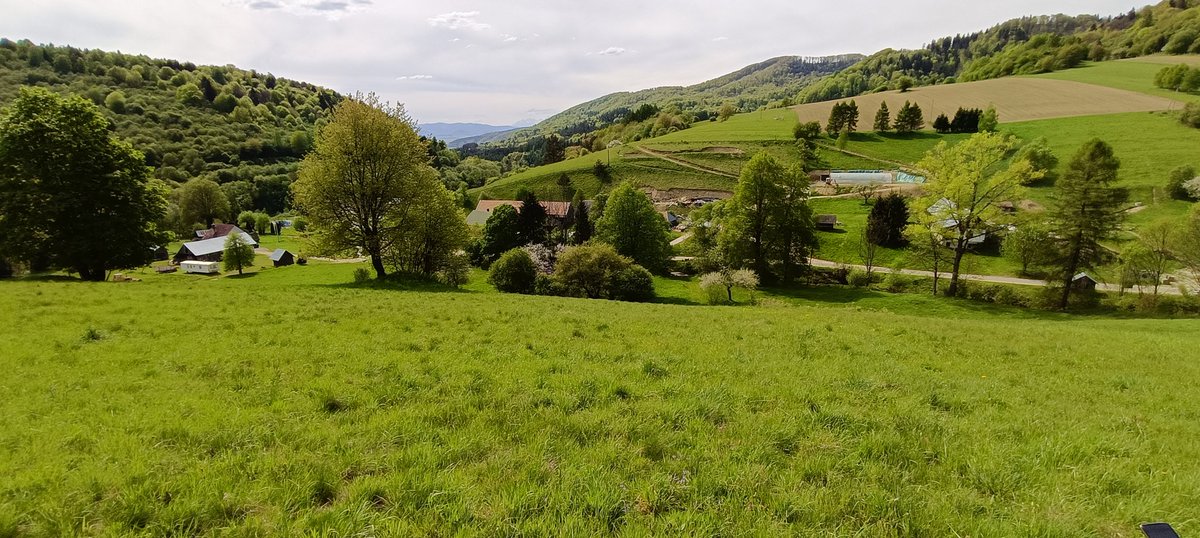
[[269, 249, 292, 262], [180, 232, 256, 257], [466, 209, 491, 226], [1072, 272, 1096, 282]]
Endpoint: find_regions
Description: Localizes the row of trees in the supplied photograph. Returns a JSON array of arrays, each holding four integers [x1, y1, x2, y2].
[[1154, 64, 1200, 93], [932, 106, 998, 134]]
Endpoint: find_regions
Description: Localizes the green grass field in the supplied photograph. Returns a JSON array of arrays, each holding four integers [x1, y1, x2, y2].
[[1035, 57, 1200, 104], [2, 263, 1200, 535]]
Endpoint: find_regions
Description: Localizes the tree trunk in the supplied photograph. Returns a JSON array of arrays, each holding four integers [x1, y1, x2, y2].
[[1058, 256, 1078, 310], [371, 254, 387, 279], [727, 285, 733, 303], [77, 265, 106, 281], [947, 244, 966, 297]]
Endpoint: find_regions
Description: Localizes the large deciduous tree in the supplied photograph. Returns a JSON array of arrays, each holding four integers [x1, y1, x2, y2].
[[179, 178, 230, 228], [0, 87, 168, 281], [476, 204, 521, 266], [1046, 138, 1127, 309], [915, 132, 1037, 296], [594, 181, 671, 274], [292, 93, 458, 279], [719, 152, 817, 282]]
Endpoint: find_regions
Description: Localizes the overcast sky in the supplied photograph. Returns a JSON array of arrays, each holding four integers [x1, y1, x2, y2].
[[2, 1, 1139, 125]]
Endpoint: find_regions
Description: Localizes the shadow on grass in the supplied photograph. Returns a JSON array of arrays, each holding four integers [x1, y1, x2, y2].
[[226, 272, 260, 279], [320, 273, 473, 294]]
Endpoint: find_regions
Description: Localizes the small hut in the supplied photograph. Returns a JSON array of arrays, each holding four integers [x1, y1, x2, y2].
[[815, 214, 838, 231], [1071, 272, 1098, 292], [150, 245, 169, 261], [269, 249, 295, 267]]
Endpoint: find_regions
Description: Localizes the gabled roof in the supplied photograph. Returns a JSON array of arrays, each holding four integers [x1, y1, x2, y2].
[[475, 200, 572, 218], [198, 224, 246, 241], [269, 249, 292, 262], [1072, 272, 1096, 283], [180, 231, 257, 256]]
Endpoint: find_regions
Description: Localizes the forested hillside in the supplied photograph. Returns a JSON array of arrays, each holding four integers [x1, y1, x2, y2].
[[0, 38, 341, 215], [799, 0, 1200, 102]]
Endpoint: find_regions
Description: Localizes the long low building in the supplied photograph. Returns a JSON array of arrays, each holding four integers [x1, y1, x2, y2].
[[173, 227, 258, 264]]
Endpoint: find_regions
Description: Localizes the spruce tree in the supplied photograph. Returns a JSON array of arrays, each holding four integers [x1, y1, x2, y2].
[[873, 102, 891, 132], [570, 190, 592, 244], [1047, 139, 1127, 309]]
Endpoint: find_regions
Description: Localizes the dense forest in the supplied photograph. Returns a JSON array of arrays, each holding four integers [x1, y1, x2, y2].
[[0, 38, 341, 216]]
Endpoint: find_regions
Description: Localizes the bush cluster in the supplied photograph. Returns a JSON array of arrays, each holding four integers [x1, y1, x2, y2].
[[488, 244, 655, 302]]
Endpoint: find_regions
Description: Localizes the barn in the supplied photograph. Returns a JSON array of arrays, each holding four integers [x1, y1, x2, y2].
[[269, 249, 295, 267], [173, 229, 257, 264]]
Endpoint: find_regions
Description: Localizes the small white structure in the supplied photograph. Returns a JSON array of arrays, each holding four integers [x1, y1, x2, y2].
[[181, 260, 220, 274]]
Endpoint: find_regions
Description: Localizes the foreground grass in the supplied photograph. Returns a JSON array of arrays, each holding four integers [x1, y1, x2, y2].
[[2, 263, 1200, 535]]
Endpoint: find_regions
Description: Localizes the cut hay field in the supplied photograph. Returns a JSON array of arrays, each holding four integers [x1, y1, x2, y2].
[[790, 77, 1179, 125], [2, 264, 1200, 535]]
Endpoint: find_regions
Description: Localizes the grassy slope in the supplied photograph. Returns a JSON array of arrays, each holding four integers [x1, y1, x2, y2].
[[2, 266, 1199, 535], [1035, 56, 1200, 104]]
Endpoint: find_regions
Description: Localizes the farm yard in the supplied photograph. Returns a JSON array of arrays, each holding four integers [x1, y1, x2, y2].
[[3, 262, 1200, 535]]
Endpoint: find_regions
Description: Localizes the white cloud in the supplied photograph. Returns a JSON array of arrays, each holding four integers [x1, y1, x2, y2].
[[427, 11, 491, 31], [502, 34, 518, 42], [596, 46, 626, 56], [712, 36, 728, 42], [396, 74, 434, 80]]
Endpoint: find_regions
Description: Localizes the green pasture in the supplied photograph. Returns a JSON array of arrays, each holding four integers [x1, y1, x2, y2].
[[2, 262, 1200, 535], [1034, 57, 1200, 104]]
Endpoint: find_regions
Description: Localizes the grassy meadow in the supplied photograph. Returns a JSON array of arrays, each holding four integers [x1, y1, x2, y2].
[[2, 262, 1200, 536]]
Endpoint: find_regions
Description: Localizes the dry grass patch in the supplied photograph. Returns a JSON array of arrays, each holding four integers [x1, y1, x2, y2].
[[791, 78, 1177, 125]]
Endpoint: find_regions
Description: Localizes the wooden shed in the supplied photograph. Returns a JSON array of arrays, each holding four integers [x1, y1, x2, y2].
[[269, 249, 295, 267], [1071, 272, 1098, 292], [815, 214, 838, 231]]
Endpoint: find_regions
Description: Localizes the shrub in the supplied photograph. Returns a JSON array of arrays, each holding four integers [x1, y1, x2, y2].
[[438, 252, 470, 288], [531, 274, 562, 296], [698, 269, 759, 304], [293, 216, 309, 232], [609, 265, 655, 302], [1183, 102, 1200, 129], [1167, 165, 1197, 201], [554, 243, 632, 299], [847, 269, 873, 288], [352, 267, 371, 284], [488, 248, 537, 294], [882, 272, 913, 293]]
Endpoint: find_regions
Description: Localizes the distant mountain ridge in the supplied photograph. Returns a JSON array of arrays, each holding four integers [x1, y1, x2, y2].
[[479, 54, 865, 149], [418, 122, 519, 144]]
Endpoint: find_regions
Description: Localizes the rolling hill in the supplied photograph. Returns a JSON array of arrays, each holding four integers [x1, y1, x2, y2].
[[0, 38, 340, 214]]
